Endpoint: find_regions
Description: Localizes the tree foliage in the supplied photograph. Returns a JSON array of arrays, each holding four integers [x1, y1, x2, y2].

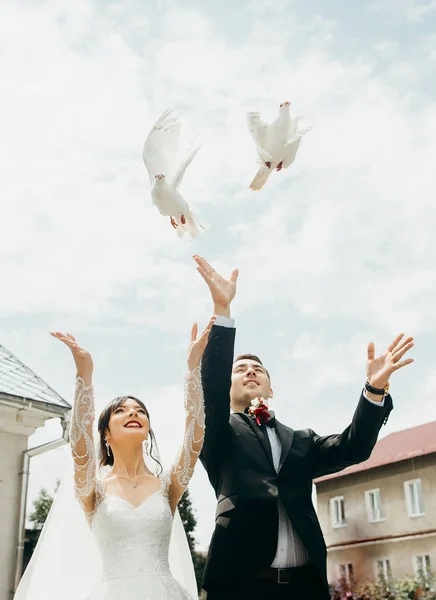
[[28, 487, 55, 530], [178, 489, 207, 593]]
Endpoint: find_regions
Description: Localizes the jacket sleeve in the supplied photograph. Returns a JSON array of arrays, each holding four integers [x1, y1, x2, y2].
[[312, 393, 393, 479], [199, 324, 236, 477]]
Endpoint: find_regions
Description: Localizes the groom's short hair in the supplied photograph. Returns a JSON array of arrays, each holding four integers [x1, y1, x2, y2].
[[234, 353, 270, 381]]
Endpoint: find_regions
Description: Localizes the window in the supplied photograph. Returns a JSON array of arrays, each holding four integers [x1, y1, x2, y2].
[[375, 558, 392, 581], [337, 563, 354, 584], [330, 496, 347, 528], [414, 555, 431, 579], [365, 488, 385, 522], [404, 479, 425, 517]]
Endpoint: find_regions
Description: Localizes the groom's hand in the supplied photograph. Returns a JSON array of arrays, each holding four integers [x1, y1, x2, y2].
[[365, 333, 414, 402], [193, 255, 239, 318]]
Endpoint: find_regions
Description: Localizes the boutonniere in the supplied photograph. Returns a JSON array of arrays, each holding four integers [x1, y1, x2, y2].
[[247, 398, 275, 426]]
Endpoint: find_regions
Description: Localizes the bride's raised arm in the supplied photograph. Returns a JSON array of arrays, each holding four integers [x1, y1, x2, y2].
[[169, 316, 215, 511], [50, 332, 97, 518]]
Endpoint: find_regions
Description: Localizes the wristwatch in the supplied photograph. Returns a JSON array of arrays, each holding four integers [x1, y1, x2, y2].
[[365, 380, 390, 396]]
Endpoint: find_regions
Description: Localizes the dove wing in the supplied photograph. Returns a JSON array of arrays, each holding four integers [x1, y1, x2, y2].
[[246, 111, 272, 162], [291, 115, 313, 138], [142, 109, 181, 185], [281, 137, 302, 169], [171, 137, 201, 189]]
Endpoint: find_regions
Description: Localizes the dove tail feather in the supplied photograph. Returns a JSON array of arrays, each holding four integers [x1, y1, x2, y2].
[[249, 167, 271, 191], [179, 212, 207, 239]]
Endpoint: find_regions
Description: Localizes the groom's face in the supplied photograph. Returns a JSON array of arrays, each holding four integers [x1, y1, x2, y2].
[[231, 358, 273, 408]]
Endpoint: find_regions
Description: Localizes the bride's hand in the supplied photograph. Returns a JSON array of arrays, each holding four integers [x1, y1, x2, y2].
[[187, 316, 216, 371], [50, 331, 94, 381]]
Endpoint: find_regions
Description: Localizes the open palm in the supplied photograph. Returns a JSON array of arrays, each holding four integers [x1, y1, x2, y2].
[[367, 333, 414, 389], [187, 316, 216, 371], [50, 331, 93, 379], [193, 255, 239, 307]]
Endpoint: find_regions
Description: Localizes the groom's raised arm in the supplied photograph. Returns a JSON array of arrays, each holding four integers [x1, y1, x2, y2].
[[201, 318, 235, 454], [193, 255, 239, 475], [312, 333, 414, 479]]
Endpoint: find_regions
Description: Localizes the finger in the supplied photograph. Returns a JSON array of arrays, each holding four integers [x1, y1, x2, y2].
[[196, 266, 213, 285], [393, 357, 414, 370], [191, 322, 198, 342], [387, 333, 404, 353], [392, 341, 414, 363], [199, 316, 216, 341], [367, 342, 375, 361], [392, 336, 414, 355], [230, 269, 239, 283], [193, 255, 215, 275], [200, 319, 215, 338], [66, 332, 77, 342], [203, 315, 216, 333], [50, 332, 73, 346]]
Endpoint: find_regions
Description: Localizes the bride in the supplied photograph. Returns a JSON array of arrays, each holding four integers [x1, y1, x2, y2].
[[14, 316, 215, 600]]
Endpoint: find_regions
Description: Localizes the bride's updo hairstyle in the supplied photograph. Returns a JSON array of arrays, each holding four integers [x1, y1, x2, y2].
[[98, 396, 162, 474]]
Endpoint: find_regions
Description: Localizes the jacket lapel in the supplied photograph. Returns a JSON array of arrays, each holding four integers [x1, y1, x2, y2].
[[274, 420, 295, 472]]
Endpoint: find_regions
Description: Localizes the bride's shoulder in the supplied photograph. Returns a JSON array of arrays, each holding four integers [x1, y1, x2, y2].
[[158, 469, 172, 495], [95, 470, 109, 500]]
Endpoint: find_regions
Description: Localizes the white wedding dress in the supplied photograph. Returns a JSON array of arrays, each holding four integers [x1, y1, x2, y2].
[[88, 471, 193, 600], [14, 367, 203, 600]]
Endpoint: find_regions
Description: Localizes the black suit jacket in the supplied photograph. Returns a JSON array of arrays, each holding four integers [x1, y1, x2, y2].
[[200, 324, 393, 592]]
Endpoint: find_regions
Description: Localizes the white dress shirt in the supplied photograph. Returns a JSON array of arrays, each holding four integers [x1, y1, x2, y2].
[[213, 314, 384, 568]]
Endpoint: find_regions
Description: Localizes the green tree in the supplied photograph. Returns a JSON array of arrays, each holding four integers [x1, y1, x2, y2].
[[28, 487, 54, 530], [23, 480, 59, 570], [178, 489, 207, 593], [178, 488, 197, 553]]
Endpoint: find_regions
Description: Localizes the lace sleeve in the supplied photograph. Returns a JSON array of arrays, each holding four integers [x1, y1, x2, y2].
[[69, 376, 97, 513], [170, 365, 204, 506]]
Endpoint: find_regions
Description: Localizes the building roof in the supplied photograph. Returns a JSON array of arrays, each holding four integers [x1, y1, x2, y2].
[[315, 420, 436, 484], [0, 344, 70, 409]]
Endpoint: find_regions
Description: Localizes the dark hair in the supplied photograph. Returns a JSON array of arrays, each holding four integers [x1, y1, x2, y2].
[[97, 396, 162, 474], [234, 353, 271, 380]]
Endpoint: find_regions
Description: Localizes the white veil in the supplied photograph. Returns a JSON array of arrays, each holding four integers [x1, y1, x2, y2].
[[14, 457, 198, 600]]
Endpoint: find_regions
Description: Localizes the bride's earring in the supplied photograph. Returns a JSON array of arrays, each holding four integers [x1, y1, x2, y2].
[[144, 439, 149, 454], [105, 441, 111, 457]]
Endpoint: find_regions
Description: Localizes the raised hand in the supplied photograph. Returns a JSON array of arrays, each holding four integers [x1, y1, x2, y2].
[[187, 316, 216, 371], [50, 332, 93, 381], [366, 333, 414, 390], [193, 255, 239, 316]]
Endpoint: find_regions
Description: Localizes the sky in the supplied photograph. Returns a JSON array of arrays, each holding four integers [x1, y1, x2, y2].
[[1, 0, 436, 551]]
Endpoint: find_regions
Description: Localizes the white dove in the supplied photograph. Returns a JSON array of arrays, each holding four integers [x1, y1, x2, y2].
[[247, 101, 312, 191], [142, 109, 205, 238]]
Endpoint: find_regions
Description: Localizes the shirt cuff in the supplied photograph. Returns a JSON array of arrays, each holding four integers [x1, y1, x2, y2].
[[214, 315, 235, 328], [363, 388, 385, 407]]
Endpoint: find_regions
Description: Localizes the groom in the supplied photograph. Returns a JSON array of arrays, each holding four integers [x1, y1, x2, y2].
[[193, 255, 414, 600]]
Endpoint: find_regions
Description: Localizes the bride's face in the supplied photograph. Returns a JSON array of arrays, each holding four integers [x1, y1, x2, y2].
[[106, 398, 150, 446]]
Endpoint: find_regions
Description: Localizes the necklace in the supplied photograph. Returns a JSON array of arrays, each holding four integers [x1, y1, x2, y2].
[[115, 474, 147, 489]]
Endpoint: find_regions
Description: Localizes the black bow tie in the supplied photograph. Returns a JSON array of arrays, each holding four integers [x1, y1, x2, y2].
[[244, 407, 276, 428]]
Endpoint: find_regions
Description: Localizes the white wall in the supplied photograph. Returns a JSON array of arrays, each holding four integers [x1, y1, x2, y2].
[[0, 401, 50, 600], [0, 429, 28, 600]]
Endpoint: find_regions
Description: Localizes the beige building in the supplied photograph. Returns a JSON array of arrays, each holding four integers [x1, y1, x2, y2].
[[0, 344, 70, 600], [314, 421, 436, 587]]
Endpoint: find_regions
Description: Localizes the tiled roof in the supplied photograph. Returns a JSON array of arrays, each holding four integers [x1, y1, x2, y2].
[[315, 420, 436, 484], [0, 344, 70, 409]]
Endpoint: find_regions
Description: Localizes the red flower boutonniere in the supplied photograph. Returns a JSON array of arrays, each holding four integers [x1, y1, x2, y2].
[[247, 398, 274, 426]]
